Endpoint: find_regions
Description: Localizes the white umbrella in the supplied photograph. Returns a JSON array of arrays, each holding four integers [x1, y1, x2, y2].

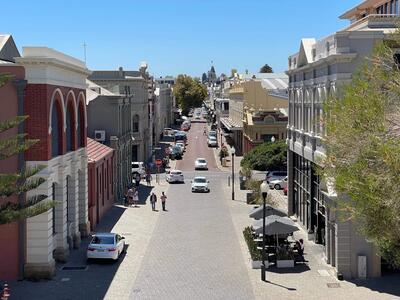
[[249, 205, 286, 220]]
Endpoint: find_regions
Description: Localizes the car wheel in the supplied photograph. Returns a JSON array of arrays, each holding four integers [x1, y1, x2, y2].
[[274, 184, 281, 190]]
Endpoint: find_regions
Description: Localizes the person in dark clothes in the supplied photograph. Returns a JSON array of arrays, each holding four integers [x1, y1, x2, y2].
[[150, 192, 157, 211], [160, 191, 167, 211]]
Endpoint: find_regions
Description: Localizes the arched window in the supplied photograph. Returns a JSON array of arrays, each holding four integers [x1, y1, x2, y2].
[[66, 101, 75, 152], [51, 101, 63, 157], [77, 101, 85, 148]]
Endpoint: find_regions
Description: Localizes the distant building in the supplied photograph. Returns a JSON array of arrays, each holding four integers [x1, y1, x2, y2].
[[155, 76, 175, 85]]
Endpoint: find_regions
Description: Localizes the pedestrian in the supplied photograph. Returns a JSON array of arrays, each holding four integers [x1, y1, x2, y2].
[[124, 187, 129, 206], [149, 192, 157, 211], [135, 173, 141, 188], [160, 191, 167, 211], [146, 173, 152, 186], [295, 239, 305, 262], [133, 189, 139, 207], [127, 187, 134, 206]]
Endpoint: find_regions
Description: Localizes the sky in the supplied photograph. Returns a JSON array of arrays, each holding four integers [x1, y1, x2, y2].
[[0, 0, 362, 78]]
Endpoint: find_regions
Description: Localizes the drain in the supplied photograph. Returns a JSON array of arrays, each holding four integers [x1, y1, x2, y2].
[[61, 266, 87, 271], [327, 283, 340, 288]]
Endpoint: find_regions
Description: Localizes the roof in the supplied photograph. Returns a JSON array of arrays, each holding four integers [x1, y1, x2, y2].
[[87, 138, 114, 163], [339, 0, 378, 19], [86, 79, 117, 103], [0, 34, 20, 62], [242, 72, 288, 80], [88, 70, 142, 81]]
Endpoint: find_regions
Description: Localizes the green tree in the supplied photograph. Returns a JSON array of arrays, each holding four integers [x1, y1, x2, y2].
[[0, 73, 54, 224], [241, 140, 287, 171], [259, 64, 273, 73], [230, 68, 238, 78], [173, 74, 207, 115], [323, 35, 400, 267]]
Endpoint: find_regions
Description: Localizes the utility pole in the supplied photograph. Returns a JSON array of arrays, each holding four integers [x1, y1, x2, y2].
[[83, 42, 87, 64]]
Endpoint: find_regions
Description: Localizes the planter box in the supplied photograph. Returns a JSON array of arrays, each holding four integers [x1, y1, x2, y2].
[[251, 260, 262, 269], [277, 260, 295, 268], [246, 192, 257, 204]]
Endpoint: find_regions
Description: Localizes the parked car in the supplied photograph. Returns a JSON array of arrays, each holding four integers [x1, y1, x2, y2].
[[283, 185, 288, 196], [87, 233, 125, 261], [191, 176, 210, 193], [269, 176, 288, 190], [266, 170, 287, 183], [208, 131, 217, 138], [163, 128, 173, 136], [207, 136, 218, 147], [195, 158, 208, 170], [170, 146, 182, 159], [132, 162, 145, 177], [176, 142, 185, 152], [166, 170, 184, 183], [181, 123, 190, 131], [174, 132, 187, 144]]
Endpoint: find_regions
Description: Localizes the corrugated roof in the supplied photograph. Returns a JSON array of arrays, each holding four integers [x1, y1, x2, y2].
[[88, 70, 142, 80], [87, 138, 114, 163]]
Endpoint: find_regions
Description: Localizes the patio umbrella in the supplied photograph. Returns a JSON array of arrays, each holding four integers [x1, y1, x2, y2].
[[253, 215, 299, 247], [249, 205, 286, 220]]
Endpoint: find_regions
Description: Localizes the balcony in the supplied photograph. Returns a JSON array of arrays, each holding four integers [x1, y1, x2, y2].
[[343, 14, 399, 31]]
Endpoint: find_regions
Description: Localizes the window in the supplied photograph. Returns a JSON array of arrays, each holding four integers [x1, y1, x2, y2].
[[133, 115, 139, 132], [51, 102, 62, 157], [66, 103, 75, 152]]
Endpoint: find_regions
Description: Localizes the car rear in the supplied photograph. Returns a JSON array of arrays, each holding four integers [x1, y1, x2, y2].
[[170, 171, 184, 183], [87, 234, 119, 260]]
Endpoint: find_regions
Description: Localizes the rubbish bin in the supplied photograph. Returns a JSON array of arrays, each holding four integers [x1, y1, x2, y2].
[[222, 157, 227, 167]]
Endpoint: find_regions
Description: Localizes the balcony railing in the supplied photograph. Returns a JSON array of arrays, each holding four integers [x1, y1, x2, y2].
[[344, 14, 399, 31]]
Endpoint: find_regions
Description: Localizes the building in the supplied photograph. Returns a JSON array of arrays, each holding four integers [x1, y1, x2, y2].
[[155, 76, 175, 85], [86, 79, 133, 203], [154, 83, 174, 141], [13, 46, 91, 279], [286, 0, 399, 278], [87, 138, 114, 230], [0, 34, 27, 280], [88, 65, 150, 163]]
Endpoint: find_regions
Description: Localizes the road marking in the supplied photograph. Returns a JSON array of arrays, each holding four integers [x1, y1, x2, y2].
[[317, 270, 330, 277]]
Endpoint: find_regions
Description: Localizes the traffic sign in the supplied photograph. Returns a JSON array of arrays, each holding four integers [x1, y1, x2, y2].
[[155, 159, 162, 167]]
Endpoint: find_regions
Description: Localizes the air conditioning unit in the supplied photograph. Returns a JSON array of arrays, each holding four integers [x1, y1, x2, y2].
[[94, 130, 106, 142]]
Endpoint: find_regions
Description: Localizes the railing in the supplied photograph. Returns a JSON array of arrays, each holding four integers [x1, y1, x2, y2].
[[344, 14, 399, 31]]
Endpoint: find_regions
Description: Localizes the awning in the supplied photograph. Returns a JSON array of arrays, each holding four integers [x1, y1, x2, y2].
[[220, 117, 242, 131]]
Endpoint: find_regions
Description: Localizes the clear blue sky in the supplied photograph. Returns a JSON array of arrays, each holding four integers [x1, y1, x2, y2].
[[0, 0, 361, 77]]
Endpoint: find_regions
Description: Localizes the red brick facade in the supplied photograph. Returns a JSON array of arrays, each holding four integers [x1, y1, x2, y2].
[[24, 84, 87, 161]]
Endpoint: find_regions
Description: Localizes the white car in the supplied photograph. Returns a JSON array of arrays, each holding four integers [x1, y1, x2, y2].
[[132, 162, 145, 177], [269, 176, 288, 190], [191, 176, 210, 193], [166, 170, 184, 183], [176, 142, 185, 152], [207, 136, 218, 147], [87, 233, 125, 261], [195, 158, 208, 170]]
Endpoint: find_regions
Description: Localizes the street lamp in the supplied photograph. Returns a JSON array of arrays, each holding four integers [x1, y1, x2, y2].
[[260, 180, 269, 282], [231, 146, 236, 200], [271, 135, 276, 143]]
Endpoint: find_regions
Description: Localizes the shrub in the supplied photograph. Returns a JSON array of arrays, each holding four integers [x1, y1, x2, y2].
[[241, 140, 287, 171], [243, 226, 262, 261]]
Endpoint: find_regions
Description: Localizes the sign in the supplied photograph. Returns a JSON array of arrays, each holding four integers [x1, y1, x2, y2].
[[155, 159, 162, 167]]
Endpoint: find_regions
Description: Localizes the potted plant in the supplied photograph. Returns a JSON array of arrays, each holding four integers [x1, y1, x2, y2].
[[243, 227, 263, 269], [276, 247, 295, 268]]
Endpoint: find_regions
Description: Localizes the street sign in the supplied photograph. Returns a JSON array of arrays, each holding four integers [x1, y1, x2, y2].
[[155, 159, 162, 167]]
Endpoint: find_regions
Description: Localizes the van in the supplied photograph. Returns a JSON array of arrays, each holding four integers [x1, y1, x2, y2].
[[132, 162, 145, 177]]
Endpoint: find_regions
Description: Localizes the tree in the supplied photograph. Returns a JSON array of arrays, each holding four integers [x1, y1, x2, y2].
[[323, 34, 400, 267], [201, 72, 207, 83], [259, 64, 273, 73], [230, 69, 238, 78], [0, 73, 54, 224], [173, 75, 207, 115], [241, 140, 287, 171]]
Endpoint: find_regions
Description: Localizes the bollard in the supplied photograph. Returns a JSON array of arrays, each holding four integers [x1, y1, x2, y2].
[[228, 176, 230, 187]]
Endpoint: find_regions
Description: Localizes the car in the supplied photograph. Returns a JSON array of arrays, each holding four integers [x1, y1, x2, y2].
[[191, 176, 210, 192], [166, 170, 184, 183], [174, 132, 187, 144], [195, 114, 201, 120], [195, 158, 208, 170], [163, 128, 173, 136], [266, 170, 287, 183], [170, 146, 182, 159], [207, 136, 218, 147], [269, 176, 288, 190], [208, 130, 217, 138], [87, 233, 125, 261], [132, 162, 145, 177], [176, 142, 185, 152], [283, 185, 288, 196]]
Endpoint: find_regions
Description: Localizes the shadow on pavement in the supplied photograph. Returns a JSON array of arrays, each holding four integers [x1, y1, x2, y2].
[[267, 263, 311, 274], [346, 273, 400, 297]]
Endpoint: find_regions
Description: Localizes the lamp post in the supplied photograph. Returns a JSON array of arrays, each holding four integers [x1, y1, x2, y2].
[[260, 181, 269, 282], [231, 147, 236, 200]]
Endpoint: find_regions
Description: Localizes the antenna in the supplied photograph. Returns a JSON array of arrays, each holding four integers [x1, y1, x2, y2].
[[83, 42, 87, 64]]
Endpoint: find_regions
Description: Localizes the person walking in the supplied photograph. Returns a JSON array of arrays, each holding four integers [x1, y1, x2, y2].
[[160, 191, 167, 211], [127, 187, 134, 206], [146, 173, 152, 186], [149, 192, 157, 211], [133, 189, 139, 207], [135, 173, 141, 188]]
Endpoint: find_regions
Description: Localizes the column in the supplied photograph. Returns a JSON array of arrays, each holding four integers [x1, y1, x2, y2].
[[53, 174, 69, 262], [287, 150, 295, 216], [78, 164, 89, 237]]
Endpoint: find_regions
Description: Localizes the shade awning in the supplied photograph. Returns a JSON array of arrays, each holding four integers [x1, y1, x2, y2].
[[249, 205, 287, 220], [253, 215, 299, 235]]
